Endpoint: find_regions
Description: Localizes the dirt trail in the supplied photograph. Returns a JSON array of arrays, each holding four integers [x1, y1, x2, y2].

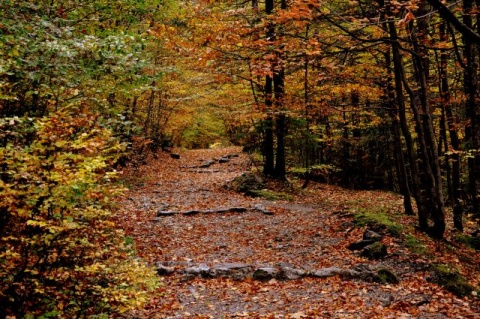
[[116, 147, 480, 319]]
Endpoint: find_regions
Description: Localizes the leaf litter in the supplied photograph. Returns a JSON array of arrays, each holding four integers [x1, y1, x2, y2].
[[115, 147, 480, 318]]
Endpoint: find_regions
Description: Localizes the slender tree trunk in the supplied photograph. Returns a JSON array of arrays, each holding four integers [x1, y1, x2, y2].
[[263, 0, 275, 176], [384, 50, 415, 215], [463, 0, 479, 218], [474, 0, 480, 223], [341, 104, 351, 187], [406, 4, 446, 238], [302, 50, 312, 188], [388, 4, 446, 238], [440, 21, 464, 230], [387, 15, 427, 225], [264, 76, 275, 176], [273, 56, 286, 179], [274, 114, 286, 179], [438, 100, 452, 204], [378, 0, 414, 215], [273, 0, 287, 180]]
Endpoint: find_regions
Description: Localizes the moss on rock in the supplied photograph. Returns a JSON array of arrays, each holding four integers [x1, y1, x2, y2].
[[361, 241, 388, 260], [428, 264, 475, 297]]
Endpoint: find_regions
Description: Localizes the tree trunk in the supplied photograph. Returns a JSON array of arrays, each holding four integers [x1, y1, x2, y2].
[[263, 0, 275, 177], [387, 16, 426, 225], [273, 0, 287, 180], [406, 3, 446, 238], [440, 21, 464, 231], [273, 49, 286, 179], [384, 50, 414, 216], [463, 0, 480, 219], [263, 76, 275, 177], [387, 3, 445, 238]]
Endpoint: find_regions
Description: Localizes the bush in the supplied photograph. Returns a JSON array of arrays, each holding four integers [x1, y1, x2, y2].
[[0, 110, 158, 318]]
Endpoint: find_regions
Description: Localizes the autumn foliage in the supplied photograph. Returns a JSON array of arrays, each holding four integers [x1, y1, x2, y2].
[[0, 0, 161, 317], [150, 0, 480, 238], [0, 109, 158, 317], [2, 0, 480, 316]]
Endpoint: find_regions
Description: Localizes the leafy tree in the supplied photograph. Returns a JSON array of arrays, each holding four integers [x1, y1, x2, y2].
[[0, 111, 158, 318], [0, 0, 163, 316], [142, 0, 480, 239]]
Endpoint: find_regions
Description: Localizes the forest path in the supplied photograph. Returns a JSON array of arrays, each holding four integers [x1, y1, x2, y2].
[[116, 147, 479, 318]]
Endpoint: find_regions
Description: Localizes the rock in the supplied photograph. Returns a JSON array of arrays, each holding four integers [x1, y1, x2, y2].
[[347, 230, 383, 252], [351, 263, 372, 273], [155, 207, 250, 217], [200, 160, 216, 168], [183, 210, 201, 216], [254, 203, 273, 215], [361, 241, 388, 260], [218, 157, 230, 163], [155, 261, 400, 286], [156, 264, 175, 275], [232, 172, 265, 193], [170, 153, 180, 159], [210, 263, 253, 280], [427, 264, 475, 297], [254, 203, 264, 210], [376, 267, 400, 284], [363, 230, 383, 241], [348, 264, 379, 282], [344, 264, 389, 283], [156, 210, 176, 216], [280, 265, 307, 280], [347, 239, 377, 251], [312, 267, 349, 278], [338, 221, 355, 231], [184, 263, 211, 277], [252, 267, 279, 281], [213, 262, 252, 270]]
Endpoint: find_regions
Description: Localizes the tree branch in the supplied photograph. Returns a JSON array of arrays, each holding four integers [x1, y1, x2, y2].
[[426, 0, 480, 43]]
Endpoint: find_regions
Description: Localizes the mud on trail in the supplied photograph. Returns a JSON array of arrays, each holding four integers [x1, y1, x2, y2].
[[115, 147, 480, 318]]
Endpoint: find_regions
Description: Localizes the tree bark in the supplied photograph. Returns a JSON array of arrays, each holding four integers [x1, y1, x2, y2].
[[273, 0, 287, 180], [439, 21, 464, 231], [263, 76, 275, 177], [406, 2, 446, 238], [263, 0, 275, 177], [463, 0, 480, 220], [384, 50, 414, 216], [388, 16, 426, 224], [387, 2, 445, 238]]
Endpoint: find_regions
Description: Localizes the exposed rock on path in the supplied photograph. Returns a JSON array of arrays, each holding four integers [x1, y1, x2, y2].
[[156, 260, 399, 284]]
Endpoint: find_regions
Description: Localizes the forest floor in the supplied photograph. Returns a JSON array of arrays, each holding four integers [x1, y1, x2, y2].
[[115, 147, 480, 319]]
